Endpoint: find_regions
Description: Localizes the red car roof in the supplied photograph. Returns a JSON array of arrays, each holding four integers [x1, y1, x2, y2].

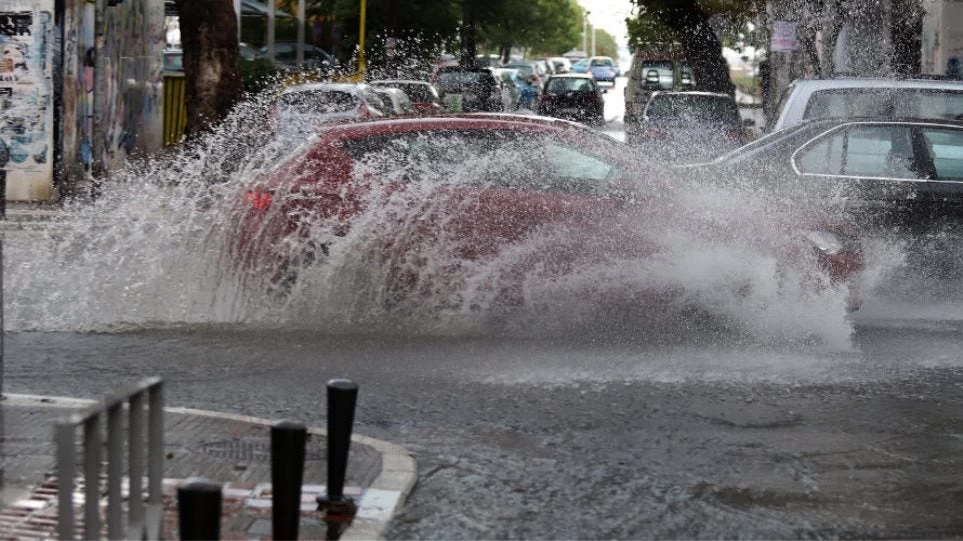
[[310, 114, 594, 143]]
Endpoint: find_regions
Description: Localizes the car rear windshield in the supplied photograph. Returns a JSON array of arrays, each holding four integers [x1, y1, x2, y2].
[[547, 78, 594, 93], [394, 84, 435, 102], [645, 94, 739, 123], [805, 89, 963, 121], [506, 65, 535, 78], [278, 90, 357, 114], [591, 58, 612, 67], [438, 71, 491, 85]]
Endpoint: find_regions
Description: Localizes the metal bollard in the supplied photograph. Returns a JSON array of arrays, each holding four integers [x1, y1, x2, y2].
[[317, 379, 359, 518], [272, 420, 307, 541], [177, 477, 222, 541]]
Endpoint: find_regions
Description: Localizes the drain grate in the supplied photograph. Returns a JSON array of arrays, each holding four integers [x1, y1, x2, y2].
[[199, 438, 326, 463]]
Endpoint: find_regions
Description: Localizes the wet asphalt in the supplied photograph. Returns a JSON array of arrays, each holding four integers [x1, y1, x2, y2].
[[6, 320, 963, 539]]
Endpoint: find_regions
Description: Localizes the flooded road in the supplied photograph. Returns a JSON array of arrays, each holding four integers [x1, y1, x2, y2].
[[6, 315, 963, 539]]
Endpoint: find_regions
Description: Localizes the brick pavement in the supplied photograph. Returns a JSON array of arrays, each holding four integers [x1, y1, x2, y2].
[[0, 395, 416, 540]]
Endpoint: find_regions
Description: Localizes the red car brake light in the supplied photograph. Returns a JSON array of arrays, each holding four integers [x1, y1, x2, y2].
[[245, 190, 273, 210]]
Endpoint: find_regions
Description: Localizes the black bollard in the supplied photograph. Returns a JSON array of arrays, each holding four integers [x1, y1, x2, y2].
[[317, 379, 359, 516], [272, 420, 307, 541], [178, 477, 222, 540]]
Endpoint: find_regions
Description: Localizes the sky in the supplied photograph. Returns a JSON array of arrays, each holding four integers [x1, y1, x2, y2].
[[576, 0, 634, 63]]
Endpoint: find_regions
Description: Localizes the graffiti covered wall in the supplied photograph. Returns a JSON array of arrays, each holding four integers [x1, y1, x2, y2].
[[102, 0, 164, 171], [1, 1, 55, 201], [59, 0, 164, 198]]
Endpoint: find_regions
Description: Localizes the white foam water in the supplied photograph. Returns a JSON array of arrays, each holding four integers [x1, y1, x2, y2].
[[3, 97, 890, 351]]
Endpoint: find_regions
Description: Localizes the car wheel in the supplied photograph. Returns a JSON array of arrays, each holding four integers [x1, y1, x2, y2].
[[266, 240, 329, 299]]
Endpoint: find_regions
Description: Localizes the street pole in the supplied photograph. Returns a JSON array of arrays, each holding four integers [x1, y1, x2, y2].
[[296, 0, 305, 67], [234, 0, 241, 40], [592, 26, 596, 57], [357, 0, 367, 80], [267, 0, 276, 62], [92, 0, 106, 199], [582, 10, 589, 55]]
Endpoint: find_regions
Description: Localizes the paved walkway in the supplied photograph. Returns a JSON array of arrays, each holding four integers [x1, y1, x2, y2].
[[0, 394, 416, 540]]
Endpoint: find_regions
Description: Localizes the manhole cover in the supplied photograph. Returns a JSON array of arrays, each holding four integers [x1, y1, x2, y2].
[[200, 438, 326, 463]]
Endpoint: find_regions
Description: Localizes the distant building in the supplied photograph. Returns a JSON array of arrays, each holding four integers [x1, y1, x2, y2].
[[922, 0, 963, 77]]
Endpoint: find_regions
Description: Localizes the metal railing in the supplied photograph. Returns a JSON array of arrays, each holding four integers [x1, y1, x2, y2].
[[55, 377, 165, 540]]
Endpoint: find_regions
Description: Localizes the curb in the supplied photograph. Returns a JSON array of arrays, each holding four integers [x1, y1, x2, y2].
[[4, 393, 416, 540]]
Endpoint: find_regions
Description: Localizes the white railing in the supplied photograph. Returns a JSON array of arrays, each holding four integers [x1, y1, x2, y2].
[[55, 377, 164, 540]]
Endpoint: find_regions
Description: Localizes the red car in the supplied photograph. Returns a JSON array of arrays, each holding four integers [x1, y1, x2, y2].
[[229, 115, 863, 314]]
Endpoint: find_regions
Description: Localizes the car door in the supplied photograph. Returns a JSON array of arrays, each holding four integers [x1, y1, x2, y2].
[[791, 122, 932, 228], [917, 125, 963, 219]]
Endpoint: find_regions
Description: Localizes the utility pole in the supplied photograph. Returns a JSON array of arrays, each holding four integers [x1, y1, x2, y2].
[[92, 0, 106, 199], [357, 0, 367, 79], [234, 0, 241, 39], [582, 10, 589, 54], [296, 0, 305, 66], [591, 26, 596, 57], [267, 0, 276, 61]]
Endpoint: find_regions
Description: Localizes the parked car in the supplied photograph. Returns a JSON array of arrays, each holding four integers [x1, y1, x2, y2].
[[273, 83, 386, 136], [505, 62, 549, 87], [570, 59, 590, 74], [492, 68, 523, 111], [770, 77, 963, 132], [629, 91, 753, 161], [536, 58, 556, 77], [624, 43, 696, 126], [369, 80, 441, 113], [165, 45, 265, 74], [587, 57, 618, 83], [261, 41, 338, 72], [686, 117, 963, 234], [434, 67, 504, 112], [538, 74, 606, 125], [475, 54, 503, 68], [230, 115, 864, 312], [371, 87, 415, 116], [548, 56, 572, 74], [163, 49, 183, 73]]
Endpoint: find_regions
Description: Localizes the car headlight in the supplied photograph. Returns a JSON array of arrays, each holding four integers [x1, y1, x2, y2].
[[805, 230, 848, 255]]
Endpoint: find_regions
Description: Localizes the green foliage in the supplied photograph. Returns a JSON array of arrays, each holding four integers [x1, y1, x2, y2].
[[477, 0, 582, 56], [240, 58, 281, 94], [731, 74, 760, 98], [591, 28, 619, 58], [626, 0, 766, 50]]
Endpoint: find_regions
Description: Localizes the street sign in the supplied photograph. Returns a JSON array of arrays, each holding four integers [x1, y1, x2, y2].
[[771, 21, 798, 52]]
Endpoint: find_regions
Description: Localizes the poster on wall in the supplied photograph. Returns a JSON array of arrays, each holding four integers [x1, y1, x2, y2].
[[0, 0, 54, 201], [771, 20, 798, 52]]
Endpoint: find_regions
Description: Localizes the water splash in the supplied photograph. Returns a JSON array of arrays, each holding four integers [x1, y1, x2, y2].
[[5, 96, 875, 349]]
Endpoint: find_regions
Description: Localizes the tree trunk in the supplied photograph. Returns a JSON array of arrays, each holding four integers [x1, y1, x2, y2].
[[173, 0, 243, 137], [501, 44, 512, 64], [657, 3, 734, 96], [461, 0, 477, 68], [891, 0, 923, 76]]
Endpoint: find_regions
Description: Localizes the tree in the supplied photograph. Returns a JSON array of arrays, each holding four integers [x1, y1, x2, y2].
[[174, 0, 244, 136], [477, 0, 582, 61], [590, 28, 619, 58], [627, 0, 768, 95]]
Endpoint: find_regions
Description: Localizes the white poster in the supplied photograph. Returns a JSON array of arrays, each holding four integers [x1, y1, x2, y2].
[[0, 0, 54, 201], [771, 20, 798, 52]]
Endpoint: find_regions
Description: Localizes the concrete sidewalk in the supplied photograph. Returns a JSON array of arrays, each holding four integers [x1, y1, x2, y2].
[[0, 394, 416, 540]]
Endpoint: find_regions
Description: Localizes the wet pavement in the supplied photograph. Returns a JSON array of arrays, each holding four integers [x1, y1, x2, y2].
[[4, 319, 963, 539]]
